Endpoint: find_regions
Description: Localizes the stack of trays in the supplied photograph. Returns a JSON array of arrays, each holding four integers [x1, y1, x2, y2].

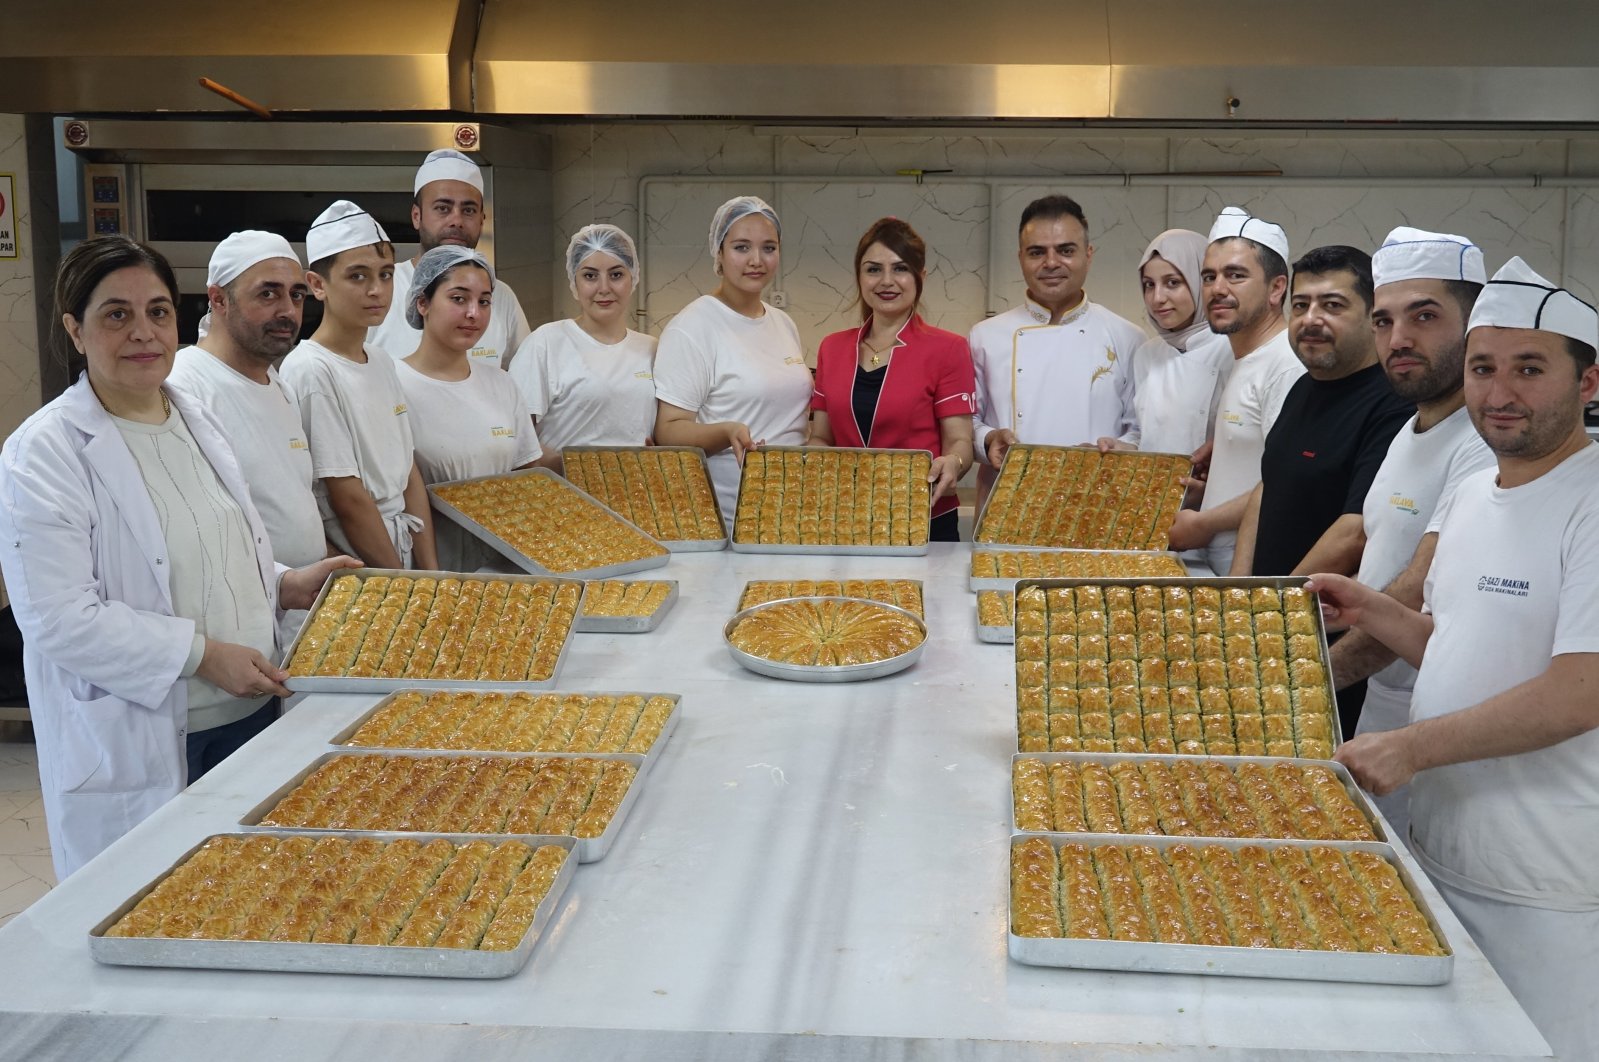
[[974, 445, 1189, 549], [562, 446, 727, 552], [282, 570, 583, 693], [731, 447, 932, 555], [577, 580, 679, 633], [739, 579, 924, 618], [972, 550, 1190, 643], [91, 832, 576, 978], [429, 467, 669, 577]]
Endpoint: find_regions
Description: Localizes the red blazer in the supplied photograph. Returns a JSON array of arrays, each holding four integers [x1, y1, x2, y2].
[[811, 315, 977, 517]]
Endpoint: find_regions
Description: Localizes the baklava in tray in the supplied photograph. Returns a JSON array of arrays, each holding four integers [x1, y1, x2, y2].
[[977, 591, 1016, 644], [338, 690, 677, 759], [974, 445, 1189, 549], [1013, 580, 1339, 759], [970, 548, 1187, 590], [562, 446, 726, 549], [726, 597, 925, 668], [731, 447, 932, 553], [577, 579, 678, 632], [739, 579, 924, 618], [429, 467, 669, 577], [1012, 755, 1379, 841], [284, 571, 580, 690]]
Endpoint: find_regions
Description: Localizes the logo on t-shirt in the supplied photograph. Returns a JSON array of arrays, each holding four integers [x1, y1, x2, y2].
[[1476, 574, 1530, 598], [634, 370, 653, 380], [393, 404, 407, 416], [784, 356, 807, 366], [1388, 492, 1419, 515], [1223, 410, 1243, 426], [289, 437, 308, 451], [490, 426, 515, 438]]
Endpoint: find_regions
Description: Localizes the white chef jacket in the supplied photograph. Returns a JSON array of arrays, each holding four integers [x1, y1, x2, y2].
[[0, 376, 282, 879], [367, 258, 531, 368], [1122, 330, 1233, 457], [970, 294, 1145, 486]]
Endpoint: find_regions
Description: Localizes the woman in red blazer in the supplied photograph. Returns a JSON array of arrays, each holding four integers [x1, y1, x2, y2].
[[806, 218, 977, 541]]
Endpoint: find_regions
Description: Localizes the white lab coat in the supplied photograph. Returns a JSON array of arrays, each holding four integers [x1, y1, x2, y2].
[[0, 375, 282, 879]]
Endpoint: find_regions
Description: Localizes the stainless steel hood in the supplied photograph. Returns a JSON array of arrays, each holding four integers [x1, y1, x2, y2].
[[7, 0, 1599, 126]]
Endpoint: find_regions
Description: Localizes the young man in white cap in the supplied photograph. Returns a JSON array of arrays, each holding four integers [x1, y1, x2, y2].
[[1167, 206, 1304, 574], [367, 149, 530, 368], [1312, 258, 1599, 1060], [970, 195, 1144, 501], [280, 201, 437, 570], [1326, 227, 1495, 839]]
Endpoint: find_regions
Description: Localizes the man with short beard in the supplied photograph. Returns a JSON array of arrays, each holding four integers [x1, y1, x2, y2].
[[1313, 258, 1599, 1060], [1325, 228, 1495, 842]]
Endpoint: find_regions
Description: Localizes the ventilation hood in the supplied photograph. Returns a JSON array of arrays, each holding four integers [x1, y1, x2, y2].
[[6, 0, 1599, 126]]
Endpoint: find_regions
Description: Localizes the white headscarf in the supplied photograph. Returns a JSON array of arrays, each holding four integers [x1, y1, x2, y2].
[[1138, 229, 1213, 352]]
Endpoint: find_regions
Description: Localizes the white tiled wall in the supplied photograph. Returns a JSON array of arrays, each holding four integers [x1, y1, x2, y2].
[[541, 123, 1599, 359]]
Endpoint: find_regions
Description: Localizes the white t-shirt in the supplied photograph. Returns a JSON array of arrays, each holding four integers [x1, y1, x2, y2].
[[367, 258, 531, 368], [1355, 406, 1494, 694], [167, 347, 326, 569], [279, 339, 418, 561], [1199, 329, 1304, 551], [112, 409, 274, 732], [1409, 443, 1599, 911], [652, 294, 812, 516], [396, 359, 542, 485], [1124, 330, 1233, 457], [509, 319, 658, 454]]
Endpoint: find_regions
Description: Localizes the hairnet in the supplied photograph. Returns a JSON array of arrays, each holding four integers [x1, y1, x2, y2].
[[405, 245, 495, 330], [708, 195, 781, 259], [565, 223, 639, 297]]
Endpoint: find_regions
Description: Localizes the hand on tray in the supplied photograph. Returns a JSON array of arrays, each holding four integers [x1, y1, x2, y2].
[[280, 555, 364, 611], [986, 429, 1018, 468], [1094, 437, 1134, 452], [1164, 509, 1212, 551], [724, 422, 759, 464], [928, 454, 962, 501], [1335, 730, 1418, 796], [198, 638, 292, 700]]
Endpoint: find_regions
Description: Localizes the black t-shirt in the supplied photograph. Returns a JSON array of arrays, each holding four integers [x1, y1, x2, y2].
[[1252, 362, 1414, 576], [852, 363, 888, 446]]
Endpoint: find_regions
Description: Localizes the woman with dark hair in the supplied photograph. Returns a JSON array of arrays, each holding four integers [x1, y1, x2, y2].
[[0, 236, 354, 878], [806, 218, 977, 541]]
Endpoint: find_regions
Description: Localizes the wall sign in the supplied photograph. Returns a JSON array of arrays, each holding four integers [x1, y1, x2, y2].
[[0, 174, 16, 259]]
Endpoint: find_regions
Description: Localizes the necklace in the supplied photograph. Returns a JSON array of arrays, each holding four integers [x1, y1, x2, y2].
[[92, 381, 170, 421], [861, 337, 893, 368]]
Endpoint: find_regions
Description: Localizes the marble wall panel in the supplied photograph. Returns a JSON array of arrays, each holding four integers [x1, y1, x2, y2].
[[0, 115, 39, 445]]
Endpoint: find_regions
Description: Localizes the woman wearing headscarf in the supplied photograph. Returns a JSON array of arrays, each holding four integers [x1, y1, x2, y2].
[[509, 224, 657, 471], [1098, 229, 1233, 457], [806, 217, 976, 541], [652, 195, 812, 518]]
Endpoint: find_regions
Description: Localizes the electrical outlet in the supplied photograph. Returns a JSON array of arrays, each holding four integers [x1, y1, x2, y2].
[[770, 291, 788, 308]]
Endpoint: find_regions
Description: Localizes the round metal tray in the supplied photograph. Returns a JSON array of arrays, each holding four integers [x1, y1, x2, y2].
[[723, 596, 927, 683]]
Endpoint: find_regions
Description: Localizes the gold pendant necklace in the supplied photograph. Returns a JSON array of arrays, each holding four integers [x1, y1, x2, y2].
[[92, 381, 170, 421]]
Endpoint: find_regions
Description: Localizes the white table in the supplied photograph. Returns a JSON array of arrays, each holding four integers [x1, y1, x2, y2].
[[0, 547, 1553, 1061]]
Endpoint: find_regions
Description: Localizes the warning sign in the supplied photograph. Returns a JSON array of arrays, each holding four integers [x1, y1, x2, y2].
[[0, 174, 16, 259]]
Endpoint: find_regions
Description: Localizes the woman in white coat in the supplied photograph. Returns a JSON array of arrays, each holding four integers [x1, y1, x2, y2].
[[0, 237, 354, 878]]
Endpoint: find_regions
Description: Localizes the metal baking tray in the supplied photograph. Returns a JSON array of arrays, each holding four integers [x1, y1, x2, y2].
[[976, 592, 1015, 644], [973, 443, 1190, 548], [1008, 832, 1453, 985], [428, 466, 672, 579], [575, 580, 680, 634], [728, 445, 934, 556], [738, 578, 925, 619], [723, 596, 928, 683], [562, 445, 728, 552], [1009, 751, 1387, 843], [1012, 576, 1341, 752], [89, 831, 576, 979], [969, 548, 1188, 592], [239, 749, 647, 863], [280, 568, 584, 694], [328, 689, 681, 775]]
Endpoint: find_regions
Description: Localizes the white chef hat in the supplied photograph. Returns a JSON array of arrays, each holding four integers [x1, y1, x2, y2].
[[565, 224, 638, 296], [306, 200, 390, 267], [1372, 227, 1486, 288], [709, 195, 781, 258], [1207, 206, 1290, 269], [1467, 256, 1598, 348], [207, 230, 299, 288], [414, 149, 484, 195], [405, 245, 495, 329]]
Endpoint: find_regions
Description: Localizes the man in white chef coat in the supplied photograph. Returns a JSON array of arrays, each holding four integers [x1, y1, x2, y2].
[[1325, 227, 1494, 841], [970, 195, 1145, 499], [368, 149, 530, 367], [1313, 258, 1599, 1061], [1167, 207, 1304, 574]]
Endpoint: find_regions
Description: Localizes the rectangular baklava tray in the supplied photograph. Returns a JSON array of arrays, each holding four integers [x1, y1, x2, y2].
[[282, 569, 582, 693], [730, 446, 932, 555], [429, 467, 670, 578], [970, 548, 1188, 592], [1013, 578, 1339, 759], [577, 579, 679, 633], [562, 445, 727, 551], [977, 590, 1015, 644], [738, 579, 924, 618], [90, 831, 575, 978], [974, 444, 1189, 549]]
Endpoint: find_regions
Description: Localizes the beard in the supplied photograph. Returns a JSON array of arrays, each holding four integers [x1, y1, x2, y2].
[[1386, 336, 1466, 404], [227, 313, 298, 361], [1470, 394, 1581, 458]]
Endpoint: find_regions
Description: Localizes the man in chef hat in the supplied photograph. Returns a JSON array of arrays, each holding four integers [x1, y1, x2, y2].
[[1167, 206, 1304, 574], [168, 231, 328, 641], [1325, 227, 1495, 841], [367, 148, 531, 369], [1312, 257, 1599, 1059]]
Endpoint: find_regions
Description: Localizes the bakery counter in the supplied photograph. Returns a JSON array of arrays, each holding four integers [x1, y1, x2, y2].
[[0, 547, 1552, 1061]]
